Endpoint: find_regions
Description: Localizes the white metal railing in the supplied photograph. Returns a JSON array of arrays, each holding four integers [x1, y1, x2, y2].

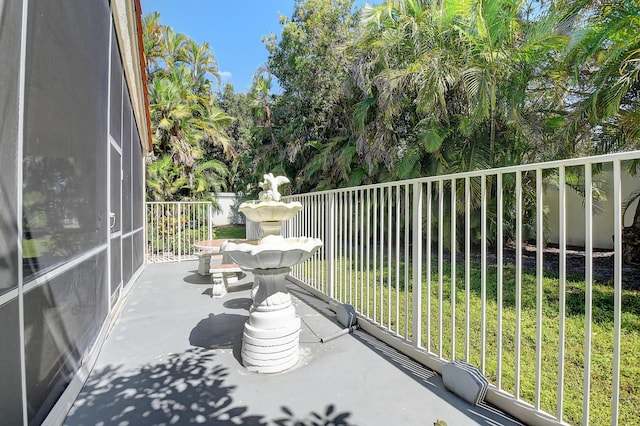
[[283, 151, 640, 426], [146, 201, 213, 263]]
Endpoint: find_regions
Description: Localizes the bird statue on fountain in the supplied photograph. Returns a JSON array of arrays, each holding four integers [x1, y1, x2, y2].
[[258, 173, 290, 202]]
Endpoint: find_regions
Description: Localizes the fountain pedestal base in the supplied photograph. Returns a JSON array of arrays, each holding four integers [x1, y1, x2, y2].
[[241, 267, 301, 373]]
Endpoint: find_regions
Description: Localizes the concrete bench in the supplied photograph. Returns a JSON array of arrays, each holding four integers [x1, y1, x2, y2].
[[194, 239, 226, 276], [210, 263, 243, 298], [195, 252, 222, 275]]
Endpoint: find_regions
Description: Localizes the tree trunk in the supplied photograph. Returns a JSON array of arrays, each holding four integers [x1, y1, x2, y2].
[[622, 199, 640, 265]]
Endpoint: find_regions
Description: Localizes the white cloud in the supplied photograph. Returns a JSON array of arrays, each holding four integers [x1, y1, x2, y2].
[[219, 71, 232, 80]]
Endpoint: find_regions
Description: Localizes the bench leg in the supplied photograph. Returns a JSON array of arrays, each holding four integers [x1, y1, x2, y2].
[[211, 273, 227, 298], [197, 254, 212, 276]]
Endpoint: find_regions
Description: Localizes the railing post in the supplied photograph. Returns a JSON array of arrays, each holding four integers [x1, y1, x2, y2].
[[612, 160, 622, 426], [208, 203, 213, 241], [327, 193, 335, 299], [177, 202, 182, 262], [412, 182, 423, 348]]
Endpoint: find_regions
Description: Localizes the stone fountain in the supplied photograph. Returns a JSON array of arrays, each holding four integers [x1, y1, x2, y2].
[[222, 174, 322, 373]]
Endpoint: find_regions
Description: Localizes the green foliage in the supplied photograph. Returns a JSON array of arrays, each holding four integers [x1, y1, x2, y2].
[[261, 0, 372, 191], [146, 0, 640, 245], [352, 0, 577, 175], [564, 1, 640, 154], [146, 155, 189, 201], [143, 12, 234, 202]]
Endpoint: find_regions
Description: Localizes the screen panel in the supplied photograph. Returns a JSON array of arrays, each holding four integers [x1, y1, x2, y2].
[[23, 0, 109, 280], [110, 237, 121, 296], [110, 144, 122, 233], [122, 236, 133, 287], [132, 230, 144, 274], [123, 235, 133, 286], [0, 299, 24, 425], [24, 251, 108, 424], [122, 87, 133, 235], [0, 0, 22, 295], [109, 25, 123, 147], [133, 128, 144, 230]]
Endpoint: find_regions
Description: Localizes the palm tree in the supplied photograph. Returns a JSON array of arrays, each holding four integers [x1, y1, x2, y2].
[[146, 155, 189, 201], [181, 39, 220, 91], [188, 159, 229, 200], [302, 136, 373, 189], [352, 0, 573, 177], [159, 27, 187, 73], [143, 13, 235, 202], [346, 0, 577, 246], [249, 71, 277, 145], [565, 0, 640, 153], [142, 12, 163, 75]]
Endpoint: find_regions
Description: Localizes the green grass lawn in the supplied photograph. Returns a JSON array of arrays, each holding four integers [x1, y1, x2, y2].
[[300, 258, 640, 425], [214, 224, 246, 240]]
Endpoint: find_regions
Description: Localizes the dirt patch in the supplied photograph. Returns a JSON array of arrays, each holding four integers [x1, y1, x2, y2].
[[481, 244, 640, 291]]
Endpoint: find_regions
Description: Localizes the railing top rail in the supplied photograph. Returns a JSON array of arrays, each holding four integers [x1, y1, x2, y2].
[[283, 150, 640, 199], [146, 201, 213, 205]]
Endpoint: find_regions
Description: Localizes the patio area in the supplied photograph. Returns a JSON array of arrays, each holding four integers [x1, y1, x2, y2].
[[64, 260, 522, 425]]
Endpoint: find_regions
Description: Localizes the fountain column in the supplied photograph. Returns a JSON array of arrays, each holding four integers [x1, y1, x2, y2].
[[241, 267, 301, 372]]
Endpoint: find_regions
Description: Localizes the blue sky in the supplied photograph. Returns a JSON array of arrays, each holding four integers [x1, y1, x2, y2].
[[140, 1, 369, 94], [141, 0, 294, 93]]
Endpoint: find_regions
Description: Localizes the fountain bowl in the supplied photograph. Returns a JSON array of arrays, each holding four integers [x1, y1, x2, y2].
[[239, 201, 302, 223], [222, 235, 322, 270]]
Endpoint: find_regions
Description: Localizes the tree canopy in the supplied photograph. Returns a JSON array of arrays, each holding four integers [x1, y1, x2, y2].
[[143, 12, 232, 202], [143, 0, 640, 200]]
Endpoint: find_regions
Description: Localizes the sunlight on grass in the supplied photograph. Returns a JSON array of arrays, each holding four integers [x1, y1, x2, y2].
[[294, 257, 640, 426], [214, 225, 246, 240]]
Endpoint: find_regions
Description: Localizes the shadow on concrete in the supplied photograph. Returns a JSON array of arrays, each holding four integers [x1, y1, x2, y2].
[[189, 313, 246, 350], [223, 297, 252, 310], [182, 272, 211, 285], [189, 312, 246, 365], [272, 404, 356, 426], [65, 348, 355, 426], [65, 348, 266, 425], [287, 283, 523, 426], [352, 331, 523, 425], [287, 285, 340, 321]]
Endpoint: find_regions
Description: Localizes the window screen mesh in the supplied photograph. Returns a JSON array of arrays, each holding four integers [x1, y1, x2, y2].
[[23, 0, 109, 280], [122, 89, 133, 234], [110, 238, 122, 295], [22, 0, 111, 422], [0, 299, 24, 425], [24, 251, 108, 424], [0, 0, 22, 295], [123, 235, 133, 286], [109, 27, 122, 147]]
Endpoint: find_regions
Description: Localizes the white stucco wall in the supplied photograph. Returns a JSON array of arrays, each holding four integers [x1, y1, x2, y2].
[[211, 192, 245, 226], [546, 163, 640, 249]]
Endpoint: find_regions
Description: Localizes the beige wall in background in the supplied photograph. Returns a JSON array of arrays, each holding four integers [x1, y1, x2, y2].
[[546, 163, 640, 249]]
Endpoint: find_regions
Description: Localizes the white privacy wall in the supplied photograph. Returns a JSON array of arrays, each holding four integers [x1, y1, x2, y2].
[[546, 163, 640, 249], [211, 192, 245, 226]]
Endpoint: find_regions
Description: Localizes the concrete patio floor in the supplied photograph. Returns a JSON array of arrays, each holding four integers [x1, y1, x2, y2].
[[64, 260, 523, 426]]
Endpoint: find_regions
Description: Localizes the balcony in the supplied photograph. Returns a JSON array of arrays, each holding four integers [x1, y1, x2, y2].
[[136, 151, 640, 425], [64, 260, 522, 425]]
